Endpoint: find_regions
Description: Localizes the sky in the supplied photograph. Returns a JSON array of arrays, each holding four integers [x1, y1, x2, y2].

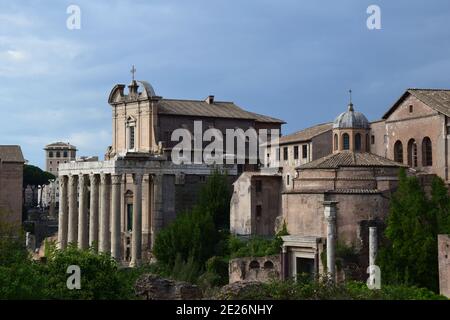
[[1, 0, 450, 169]]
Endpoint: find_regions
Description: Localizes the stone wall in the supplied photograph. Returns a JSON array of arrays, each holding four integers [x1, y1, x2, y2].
[[0, 161, 23, 227], [438, 234, 450, 298], [229, 255, 281, 283]]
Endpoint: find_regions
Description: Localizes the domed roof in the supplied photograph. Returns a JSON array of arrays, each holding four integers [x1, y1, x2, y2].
[[333, 103, 370, 129]]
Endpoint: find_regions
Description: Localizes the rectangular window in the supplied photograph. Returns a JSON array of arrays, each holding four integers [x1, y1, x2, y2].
[[302, 145, 308, 159], [255, 180, 262, 192], [283, 147, 288, 161], [127, 204, 133, 231], [294, 146, 299, 159], [371, 135, 375, 145], [129, 126, 135, 149]]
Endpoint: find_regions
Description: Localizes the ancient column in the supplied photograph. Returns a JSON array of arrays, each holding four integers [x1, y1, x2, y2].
[[67, 175, 79, 245], [369, 226, 377, 266], [323, 201, 338, 282], [111, 174, 122, 261], [130, 173, 143, 267], [57, 176, 68, 249], [151, 174, 163, 248], [77, 175, 89, 249], [89, 174, 99, 250], [99, 174, 111, 254]]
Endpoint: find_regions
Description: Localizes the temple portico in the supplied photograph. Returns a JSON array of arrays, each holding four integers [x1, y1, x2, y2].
[[57, 155, 235, 266]]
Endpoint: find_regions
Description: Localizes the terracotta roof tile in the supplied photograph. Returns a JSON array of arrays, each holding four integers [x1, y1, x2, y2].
[[157, 99, 285, 124], [279, 123, 332, 144], [298, 151, 406, 169]]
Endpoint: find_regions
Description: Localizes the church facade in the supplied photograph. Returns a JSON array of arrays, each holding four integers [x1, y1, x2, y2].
[[57, 79, 283, 266]]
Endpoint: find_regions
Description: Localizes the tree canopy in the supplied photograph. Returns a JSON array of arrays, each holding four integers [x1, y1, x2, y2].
[[378, 168, 450, 292]]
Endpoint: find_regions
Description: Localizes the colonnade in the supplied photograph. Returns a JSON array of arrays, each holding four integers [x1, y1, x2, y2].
[[57, 172, 162, 266]]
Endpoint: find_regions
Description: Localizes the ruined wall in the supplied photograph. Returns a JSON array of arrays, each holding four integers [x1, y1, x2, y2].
[[229, 255, 281, 283], [438, 234, 450, 298]]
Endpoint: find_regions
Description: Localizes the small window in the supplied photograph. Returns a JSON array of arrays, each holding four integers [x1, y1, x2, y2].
[[49, 151, 53, 158], [343, 133, 350, 150], [49, 161, 52, 164], [49, 168, 52, 172], [355, 133, 361, 151], [283, 147, 288, 161], [264, 261, 274, 269], [286, 174, 290, 186], [409, 105, 413, 113], [294, 146, 299, 159], [371, 135, 375, 145], [302, 145, 308, 159], [56, 151, 60, 157], [255, 180, 262, 192], [249, 261, 260, 269]]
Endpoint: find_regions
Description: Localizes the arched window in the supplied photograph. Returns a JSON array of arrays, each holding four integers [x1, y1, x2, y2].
[[422, 137, 432, 166], [249, 261, 260, 269], [407, 139, 417, 167], [343, 133, 350, 150], [355, 133, 361, 151], [334, 134, 338, 151], [394, 140, 403, 163]]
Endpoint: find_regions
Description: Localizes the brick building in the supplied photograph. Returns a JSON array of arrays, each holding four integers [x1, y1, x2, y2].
[[0, 145, 25, 228]]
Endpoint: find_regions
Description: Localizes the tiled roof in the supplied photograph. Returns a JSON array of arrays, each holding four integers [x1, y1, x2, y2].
[[0, 145, 25, 163], [383, 88, 450, 119], [298, 151, 406, 169], [157, 99, 285, 124], [279, 122, 332, 145]]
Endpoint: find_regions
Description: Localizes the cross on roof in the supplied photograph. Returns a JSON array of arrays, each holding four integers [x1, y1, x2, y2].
[[349, 89, 352, 104], [130, 65, 136, 81]]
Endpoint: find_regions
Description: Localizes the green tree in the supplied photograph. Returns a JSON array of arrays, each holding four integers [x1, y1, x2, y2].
[[23, 164, 55, 207], [153, 170, 231, 277], [378, 169, 450, 292]]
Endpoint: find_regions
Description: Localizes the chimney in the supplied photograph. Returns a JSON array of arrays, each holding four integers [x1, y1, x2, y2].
[[205, 95, 214, 104]]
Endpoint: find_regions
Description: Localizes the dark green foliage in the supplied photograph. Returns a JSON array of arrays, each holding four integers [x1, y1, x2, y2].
[[378, 168, 450, 292], [229, 278, 447, 300], [153, 170, 231, 284], [40, 245, 131, 299], [228, 225, 288, 259]]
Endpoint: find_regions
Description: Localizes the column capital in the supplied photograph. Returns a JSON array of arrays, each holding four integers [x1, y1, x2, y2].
[[78, 174, 87, 185], [111, 174, 122, 185], [89, 173, 99, 184], [133, 173, 143, 185], [68, 174, 78, 186], [100, 173, 111, 185], [153, 173, 163, 184], [59, 175, 68, 187]]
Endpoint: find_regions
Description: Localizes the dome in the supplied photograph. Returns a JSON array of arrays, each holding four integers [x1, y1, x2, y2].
[[333, 103, 370, 129]]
